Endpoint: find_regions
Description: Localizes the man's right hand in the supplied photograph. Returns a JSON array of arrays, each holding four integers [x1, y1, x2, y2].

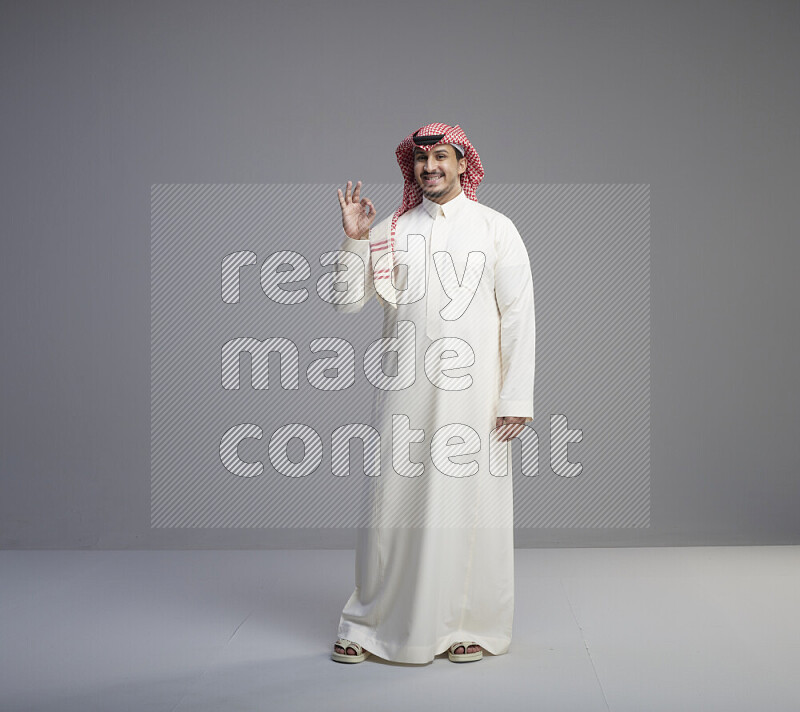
[[337, 180, 376, 241]]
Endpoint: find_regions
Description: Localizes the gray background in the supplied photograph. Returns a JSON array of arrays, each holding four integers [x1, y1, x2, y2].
[[1, 0, 797, 548]]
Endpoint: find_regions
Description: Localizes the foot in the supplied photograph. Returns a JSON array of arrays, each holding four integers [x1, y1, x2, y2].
[[334, 641, 369, 656], [452, 643, 482, 654]]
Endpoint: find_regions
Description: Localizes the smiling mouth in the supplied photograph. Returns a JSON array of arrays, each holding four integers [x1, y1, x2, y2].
[[423, 175, 442, 183]]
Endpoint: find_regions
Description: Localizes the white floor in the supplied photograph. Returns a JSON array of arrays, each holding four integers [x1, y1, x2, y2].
[[1, 546, 799, 711]]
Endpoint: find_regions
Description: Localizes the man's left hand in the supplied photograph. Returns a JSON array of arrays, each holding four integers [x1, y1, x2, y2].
[[495, 416, 528, 442]]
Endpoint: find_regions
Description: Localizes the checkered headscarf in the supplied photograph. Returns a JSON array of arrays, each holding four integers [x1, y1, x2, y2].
[[370, 123, 484, 305]]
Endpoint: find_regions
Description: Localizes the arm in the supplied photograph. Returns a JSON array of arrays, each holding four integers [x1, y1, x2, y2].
[[330, 229, 376, 314], [494, 217, 536, 422], [330, 180, 378, 314]]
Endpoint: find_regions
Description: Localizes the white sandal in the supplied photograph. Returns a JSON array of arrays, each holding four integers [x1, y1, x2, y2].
[[332, 637, 370, 663], [448, 641, 483, 662]]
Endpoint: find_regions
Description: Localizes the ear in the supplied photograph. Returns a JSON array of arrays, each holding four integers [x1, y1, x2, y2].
[[458, 156, 467, 175]]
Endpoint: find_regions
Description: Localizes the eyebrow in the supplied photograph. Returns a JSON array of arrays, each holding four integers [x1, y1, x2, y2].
[[415, 149, 449, 157]]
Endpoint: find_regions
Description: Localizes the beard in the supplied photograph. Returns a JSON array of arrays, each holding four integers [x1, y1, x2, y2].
[[419, 175, 456, 200], [421, 186, 447, 199]]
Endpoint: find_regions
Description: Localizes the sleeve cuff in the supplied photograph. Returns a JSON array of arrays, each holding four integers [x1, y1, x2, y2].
[[496, 397, 533, 422], [340, 230, 371, 254]]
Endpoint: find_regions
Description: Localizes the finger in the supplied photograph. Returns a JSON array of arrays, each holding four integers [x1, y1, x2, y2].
[[345, 180, 352, 203], [337, 189, 345, 209], [352, 180, 361, 203], [504, 424, 525, 441], [501, 424, 516, 442], [495, 418, 508, 441], [366, 199, 375, 216]]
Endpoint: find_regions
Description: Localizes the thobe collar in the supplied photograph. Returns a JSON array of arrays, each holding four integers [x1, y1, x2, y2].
[[421, 188, 468, 220]]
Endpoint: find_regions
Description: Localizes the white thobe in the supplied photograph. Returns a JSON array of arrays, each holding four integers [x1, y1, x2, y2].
[[331, 188, 535, 663]]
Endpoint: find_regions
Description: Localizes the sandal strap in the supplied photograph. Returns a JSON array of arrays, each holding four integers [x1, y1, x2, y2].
[[336, 637, 362, 654]]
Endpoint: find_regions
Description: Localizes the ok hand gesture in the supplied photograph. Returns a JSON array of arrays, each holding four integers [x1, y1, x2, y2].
[[337, 180, 376, 241]]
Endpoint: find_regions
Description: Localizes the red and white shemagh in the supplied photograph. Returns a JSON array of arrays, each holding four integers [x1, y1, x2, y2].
[[370, 123, 484, 308]]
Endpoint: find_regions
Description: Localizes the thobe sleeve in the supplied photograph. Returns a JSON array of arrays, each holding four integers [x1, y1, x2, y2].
[[331, 229, 376, 314], [494, 218, 536, 422]]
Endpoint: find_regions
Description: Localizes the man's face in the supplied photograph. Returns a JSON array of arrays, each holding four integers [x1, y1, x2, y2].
[[413, 144, 467, 203]]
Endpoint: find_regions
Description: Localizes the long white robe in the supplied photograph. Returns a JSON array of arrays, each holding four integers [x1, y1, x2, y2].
[[331, 189, 535, 663]]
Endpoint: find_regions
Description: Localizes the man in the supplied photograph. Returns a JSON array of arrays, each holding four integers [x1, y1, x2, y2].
[[330, 123, 535, 664]]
